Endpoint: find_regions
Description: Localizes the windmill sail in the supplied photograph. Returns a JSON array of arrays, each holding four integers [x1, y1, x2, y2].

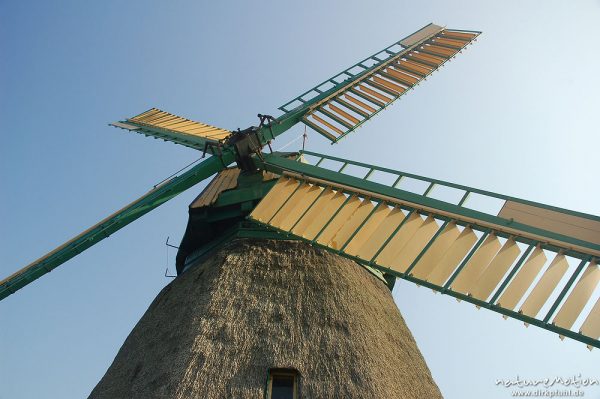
[[248, 151, 600, 349], [0, 153, 235, 301], [111, 108, 231, 150], [277, 24, 480, 143]]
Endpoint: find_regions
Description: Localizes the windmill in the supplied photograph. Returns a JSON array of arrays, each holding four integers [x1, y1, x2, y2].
[[2, 22, 599, 398]]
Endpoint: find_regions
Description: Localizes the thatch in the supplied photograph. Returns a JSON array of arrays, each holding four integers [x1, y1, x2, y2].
[[88, 239, 442, 398]]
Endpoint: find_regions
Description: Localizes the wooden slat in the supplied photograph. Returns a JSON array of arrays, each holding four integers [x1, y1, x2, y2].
[[374, 212, 424, 266], [250, 177, 299, 222], [387, 216, 439, 273], [357, 85, 393, 104], [346, 91, 381, 110], [372, 76, 406, 95], [553, 262, 600, 329], [275, 184, 324, 232], [310, 113, 345, 136], [294, 191, 347, 240], [397, 59, 432, 76], [328, 199, 375, 250], [427, 227, 478, 285], [470, 239, 521, 300], [355, 207, 406, 260], [432, 37, 469, 49], [441, 30, 477, 41], [499, 200, 600, 247], [345, 88, 385, 112], [269, 182, 310, 227], [411, 223, 461, 279], [420, 44, 457, 58], [451, 234, 501, 294], [333, 97, 370, 118], [328, 104, 361, 125], [345, 204, 393, 256], [580, 297, 600, 341], [407, 52, 446, 67], [318, 107, 354, 129], [302, 118, 338, 142], [496, 247, 547, 310], [520, 254, 570, 318], [316, 196, 362, 245], [384, 67, 419, 85]]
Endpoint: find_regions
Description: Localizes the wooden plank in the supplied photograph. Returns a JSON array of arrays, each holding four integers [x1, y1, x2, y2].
[[310, 113, 345, 136], [580, 297, 600, 341], [344, 204, 393, 256], [295, 191, 347, 240], [328, 199, 375, 250], [349, 87, 386, 107], [520, 254, 570, 318], [411, 223, 461, 279], [420, 44, 457, 58], [276, 184, 324, 232], [470, 239, 521, 300], [451, 234, 501, 294], [407, 52, 445, 67], [250, 177, 299, 222], [427, 227, 478, 285], [302, 118, 338, 142], [357, 84, 393, 104], [384, 67, 419, 85], [441, 30, 477, 41], [345, 92, 379, 112], [397, 59, 432, 75], [372, 76, 407, 94], [498, 200, 600, 247], [328, 103, 361, 125], [333, 97, 370, 118], [432, 37, 469, 49], [387, 216, 439, 273], [553, 262, 600, 329], [355, 207, 406, 260], [316, 196, 362, 245], [374, 212, 424, 266], [496, 247, 547, 310]]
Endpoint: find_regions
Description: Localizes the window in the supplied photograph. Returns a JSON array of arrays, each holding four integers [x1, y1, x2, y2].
[[266, 368, 298, 399]]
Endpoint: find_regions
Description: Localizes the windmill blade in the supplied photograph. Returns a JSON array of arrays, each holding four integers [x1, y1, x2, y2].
[[249, 151, 600, 349], [111, 108, 232, 151], [0, 152, 235, 301], [277, 24, 480, 143]]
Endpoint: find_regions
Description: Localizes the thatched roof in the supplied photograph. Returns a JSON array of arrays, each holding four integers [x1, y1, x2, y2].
[[88, 239, 442, 398]]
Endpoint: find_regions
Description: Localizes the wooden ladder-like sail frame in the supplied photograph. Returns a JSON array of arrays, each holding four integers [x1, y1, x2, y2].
[[249, 152, 600, 350]]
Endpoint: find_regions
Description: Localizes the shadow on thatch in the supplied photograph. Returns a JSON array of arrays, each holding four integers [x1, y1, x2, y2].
[[89, 239, 442, 399]]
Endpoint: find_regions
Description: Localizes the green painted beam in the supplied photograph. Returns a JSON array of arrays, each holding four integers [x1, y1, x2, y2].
[[0, 151, 235, 301], [255, 153, 600, 259]]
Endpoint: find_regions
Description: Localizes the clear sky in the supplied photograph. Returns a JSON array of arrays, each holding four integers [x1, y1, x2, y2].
[[1, 1, 599, 398]]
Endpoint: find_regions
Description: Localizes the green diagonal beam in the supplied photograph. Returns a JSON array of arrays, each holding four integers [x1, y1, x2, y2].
[[0, 151, 235, 301]]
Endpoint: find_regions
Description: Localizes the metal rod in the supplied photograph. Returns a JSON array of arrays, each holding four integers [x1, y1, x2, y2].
[[338, 162, 348, 172], [542, 257, 591, 323], [364, 168, 375, 180]]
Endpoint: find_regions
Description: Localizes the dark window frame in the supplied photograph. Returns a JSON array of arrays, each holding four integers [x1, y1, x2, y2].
[[265, 368, 299, 399]]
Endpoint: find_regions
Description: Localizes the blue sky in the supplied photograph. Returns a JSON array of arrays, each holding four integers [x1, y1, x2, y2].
[[1, 1, 599, 398]]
